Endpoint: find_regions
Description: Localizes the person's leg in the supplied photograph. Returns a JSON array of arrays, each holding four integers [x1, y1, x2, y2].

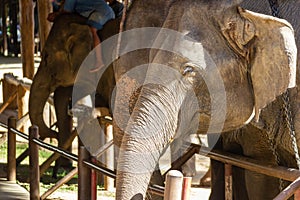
[[90, 26, 104, 72]]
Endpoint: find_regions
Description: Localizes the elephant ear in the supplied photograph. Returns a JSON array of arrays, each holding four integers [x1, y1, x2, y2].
[[65, 23, 93, 72], [221, 7, 297, 121]]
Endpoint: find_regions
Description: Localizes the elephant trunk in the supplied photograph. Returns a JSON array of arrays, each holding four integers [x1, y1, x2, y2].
[[29, 69, 57, 139], [115, 82, 188, 199]]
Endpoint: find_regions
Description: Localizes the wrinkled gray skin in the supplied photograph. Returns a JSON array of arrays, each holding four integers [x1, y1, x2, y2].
[[210, 1, 300, 200], [113, 0, 299, 199]]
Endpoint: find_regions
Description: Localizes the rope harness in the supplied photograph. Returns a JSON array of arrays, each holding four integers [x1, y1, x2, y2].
[[115, 0, 129, 60], [267, 0, 300, 190]]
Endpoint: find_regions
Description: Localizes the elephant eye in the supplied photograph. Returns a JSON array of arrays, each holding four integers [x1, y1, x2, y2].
[[181, 63, 197, 76]]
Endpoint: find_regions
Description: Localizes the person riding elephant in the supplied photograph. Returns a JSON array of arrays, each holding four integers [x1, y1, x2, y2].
[[48, 0, 115, 72]]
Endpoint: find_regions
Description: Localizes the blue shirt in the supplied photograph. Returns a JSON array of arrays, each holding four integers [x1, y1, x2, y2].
[[64, 0, 113, 19], [64, 0, 115, 30]]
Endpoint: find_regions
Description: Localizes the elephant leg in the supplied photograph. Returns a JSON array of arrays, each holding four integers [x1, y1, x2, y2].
[[238, 126, 280, 200], [53, 86, 73, 177], [147, 166, 164, 200], [210, 132, 249, 200], [245, 170, 279, 200]]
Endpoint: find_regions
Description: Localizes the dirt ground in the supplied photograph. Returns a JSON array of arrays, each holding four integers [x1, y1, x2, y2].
[[0, 55, 212, 199]]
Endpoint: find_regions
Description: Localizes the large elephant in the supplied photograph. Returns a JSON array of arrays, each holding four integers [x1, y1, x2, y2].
[[112, 0, 299, 199]]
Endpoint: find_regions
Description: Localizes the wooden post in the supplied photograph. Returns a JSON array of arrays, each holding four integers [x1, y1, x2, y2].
[[164, 170, 183, 200], [19, 0, 35, 79], [78, 145, 91, 200], [8, 0, 18, 57], [104, 122, 114, 191], [91, 158, 97, 200], [29, 125, 40, 200], [295, 190, 300, 200], [37, 0, 52, 51], [182, 177, 192, 200], [1, 0, 8, 55], [7, 117, 16, 182], [2, 73, 18, 109], [225, 164, 232, 200], [17, 85, 29, 133]]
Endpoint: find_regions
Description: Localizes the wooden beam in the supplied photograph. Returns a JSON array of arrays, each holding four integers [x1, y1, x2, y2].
[[37, 0, 52, 51], [19, 0, 35, 79]]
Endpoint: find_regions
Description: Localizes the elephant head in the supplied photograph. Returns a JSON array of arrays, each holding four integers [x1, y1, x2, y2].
[[29, 14, 93, 139], [114, 0, 297, 199]]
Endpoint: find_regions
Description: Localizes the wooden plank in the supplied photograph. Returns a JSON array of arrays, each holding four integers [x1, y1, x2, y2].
[[196, 145, 300, 182]]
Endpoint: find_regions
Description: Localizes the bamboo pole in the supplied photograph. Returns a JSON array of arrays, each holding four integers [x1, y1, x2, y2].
[[7, 117, 16, 182], [29, 125, 40, 200]]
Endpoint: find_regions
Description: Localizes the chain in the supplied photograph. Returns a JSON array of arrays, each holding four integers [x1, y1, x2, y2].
[[266, 0, 300, 191], [264, 122, 285, 190], [282, 92, 300, 169], [269, 0, 300, 172]]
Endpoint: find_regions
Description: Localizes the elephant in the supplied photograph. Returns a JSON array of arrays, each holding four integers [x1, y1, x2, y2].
[[29, 13, 119, 170], [111, 0, 299, 199]]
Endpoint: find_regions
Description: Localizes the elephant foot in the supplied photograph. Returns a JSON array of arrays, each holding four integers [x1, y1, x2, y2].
[[199, 176, 211, 187], [52, 158, 73, 179]]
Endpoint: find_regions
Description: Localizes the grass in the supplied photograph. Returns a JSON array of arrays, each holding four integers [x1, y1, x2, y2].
[[0, 139, 116, 199], [0, 141, 79, 193]]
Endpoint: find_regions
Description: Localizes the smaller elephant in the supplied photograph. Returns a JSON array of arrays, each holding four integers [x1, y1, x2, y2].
[[29, 13, 119, 172]]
